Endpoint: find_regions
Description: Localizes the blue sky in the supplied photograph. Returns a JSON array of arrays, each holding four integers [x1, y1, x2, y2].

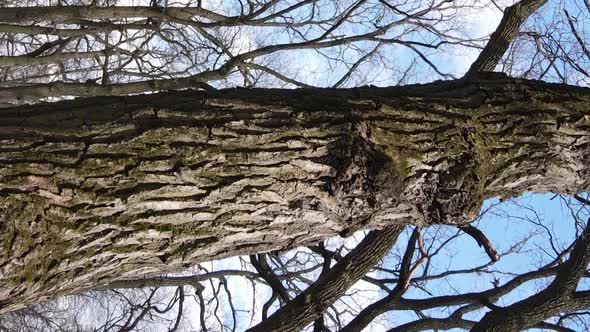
[[14, 1, 590, 331], [112, 1, 590, 330]]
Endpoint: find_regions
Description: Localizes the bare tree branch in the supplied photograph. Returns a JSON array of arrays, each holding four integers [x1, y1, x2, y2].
[[466, 0, 548, 76]]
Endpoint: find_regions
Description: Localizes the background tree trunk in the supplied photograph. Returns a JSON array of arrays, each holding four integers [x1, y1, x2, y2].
[[1, 77, 589, 312]]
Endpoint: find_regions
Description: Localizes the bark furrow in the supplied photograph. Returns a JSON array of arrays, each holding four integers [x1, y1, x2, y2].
[[0, 77, 589, 312]]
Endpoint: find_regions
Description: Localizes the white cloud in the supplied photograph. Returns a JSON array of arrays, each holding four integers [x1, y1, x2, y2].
[[446, 1, 512, 75]]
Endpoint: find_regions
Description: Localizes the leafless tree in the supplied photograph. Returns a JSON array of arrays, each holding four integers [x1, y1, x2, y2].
[[0, 0, 490, 105], [4, 193, 589, 331], [1, 0, 590, 331]]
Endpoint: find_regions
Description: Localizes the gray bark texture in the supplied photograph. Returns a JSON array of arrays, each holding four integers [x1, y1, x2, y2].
[[466, 0, 548, 75], [1, 76, 589, 313]]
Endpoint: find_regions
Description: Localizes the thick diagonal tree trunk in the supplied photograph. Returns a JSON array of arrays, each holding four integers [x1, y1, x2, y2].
[[1, 76, 589, 313], [465, 0, 548, 75]]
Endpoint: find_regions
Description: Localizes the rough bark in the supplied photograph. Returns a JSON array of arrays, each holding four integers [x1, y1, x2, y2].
[[1, 76, 590, 312]]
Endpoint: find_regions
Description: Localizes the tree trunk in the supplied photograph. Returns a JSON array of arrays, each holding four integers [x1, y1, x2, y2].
[[466, 0, 547, 75], [470, 218, 590, 332], [247, 225, 404, 332], [0, 76, 589, 312]]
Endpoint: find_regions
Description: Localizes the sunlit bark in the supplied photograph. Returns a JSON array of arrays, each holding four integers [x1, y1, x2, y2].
[[1, 76, 589, 312]]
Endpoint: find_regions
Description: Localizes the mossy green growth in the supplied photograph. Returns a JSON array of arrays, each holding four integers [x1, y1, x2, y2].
[[466, 123, 502, 188], [18, 236, 69, 285], [0, 196, 71, 285], [395, 152, 413, 178], [370, 127, 421, 179], [2, 225, 16, 256], [0, 196, 41, 256]]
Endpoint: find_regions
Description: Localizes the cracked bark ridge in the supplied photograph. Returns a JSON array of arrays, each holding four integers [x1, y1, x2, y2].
[[0, 77, 589, 312]]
